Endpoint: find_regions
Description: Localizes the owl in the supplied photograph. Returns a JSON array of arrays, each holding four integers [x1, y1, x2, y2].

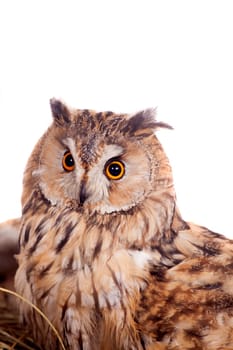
[[1, 98, 232, 350]]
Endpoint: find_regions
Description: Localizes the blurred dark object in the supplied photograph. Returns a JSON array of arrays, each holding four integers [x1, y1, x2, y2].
[[0, 218, 20, 290]]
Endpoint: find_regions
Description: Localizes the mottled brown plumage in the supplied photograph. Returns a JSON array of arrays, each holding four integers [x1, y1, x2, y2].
[[1, 99, 233, 349], [137, 221, 233, 349]]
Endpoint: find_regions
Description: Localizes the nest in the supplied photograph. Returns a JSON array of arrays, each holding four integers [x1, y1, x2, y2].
[[0, 288, 65, 350], [0, 288, 39, 349]]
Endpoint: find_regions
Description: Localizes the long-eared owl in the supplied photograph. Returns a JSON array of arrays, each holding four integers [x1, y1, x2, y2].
[[9, 99, 233, 350]]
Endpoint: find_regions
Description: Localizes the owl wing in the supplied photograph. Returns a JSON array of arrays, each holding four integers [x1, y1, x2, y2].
[[137, 242, 233, 350]]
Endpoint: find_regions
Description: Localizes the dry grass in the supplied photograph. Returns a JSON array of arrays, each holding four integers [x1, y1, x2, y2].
[[0, 292, 38, 350], [0, 288, 66, 350]]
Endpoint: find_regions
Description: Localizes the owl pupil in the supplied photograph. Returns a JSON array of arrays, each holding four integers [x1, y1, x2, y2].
[[65, 155, 74, 167], [109, 163, 121, 176]]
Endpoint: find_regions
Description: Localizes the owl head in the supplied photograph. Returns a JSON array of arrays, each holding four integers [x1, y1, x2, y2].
[[22, 99, 174, 215]]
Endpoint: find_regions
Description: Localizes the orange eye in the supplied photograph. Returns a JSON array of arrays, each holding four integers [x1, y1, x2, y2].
[[62, 151, 75, 172], [105, 160, 125, 180]]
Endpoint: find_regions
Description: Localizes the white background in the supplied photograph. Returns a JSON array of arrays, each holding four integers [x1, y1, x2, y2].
[[0, 1, 233, 238]]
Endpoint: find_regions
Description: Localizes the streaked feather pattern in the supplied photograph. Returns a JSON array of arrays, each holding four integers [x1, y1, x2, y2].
[[1, 99, 232, 349]]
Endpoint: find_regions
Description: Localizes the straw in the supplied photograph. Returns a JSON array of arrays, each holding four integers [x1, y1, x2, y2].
[[0, 287, 66, 350]]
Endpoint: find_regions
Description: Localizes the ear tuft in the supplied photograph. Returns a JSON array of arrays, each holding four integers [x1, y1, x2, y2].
[[123, 109, 172, 137], [50, 98, 71, 126]]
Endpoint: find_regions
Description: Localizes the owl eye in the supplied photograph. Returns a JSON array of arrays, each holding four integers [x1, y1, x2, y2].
[[62, 151, 75, 172], [105, 160, 125, 180]]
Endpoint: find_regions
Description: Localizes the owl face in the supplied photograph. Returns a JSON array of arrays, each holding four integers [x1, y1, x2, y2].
[[22, 99, 172, 215]]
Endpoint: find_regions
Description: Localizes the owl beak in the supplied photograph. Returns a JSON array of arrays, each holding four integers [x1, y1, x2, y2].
[[79, 181, 88, 205]]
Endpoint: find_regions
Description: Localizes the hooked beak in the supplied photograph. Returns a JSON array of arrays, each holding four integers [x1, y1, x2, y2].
[[79, 181, 88, 205]]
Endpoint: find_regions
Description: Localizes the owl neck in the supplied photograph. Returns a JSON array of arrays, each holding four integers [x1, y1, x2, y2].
[[21, 185, 199, 268], [21, 184, 228, 281]]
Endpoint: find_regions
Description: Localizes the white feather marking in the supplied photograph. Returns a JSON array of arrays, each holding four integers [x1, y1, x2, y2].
[[98, 288, 122, 308], [32, 168, 44, 177], [81, 293, 95, 307], [128, 250, 151, 269]]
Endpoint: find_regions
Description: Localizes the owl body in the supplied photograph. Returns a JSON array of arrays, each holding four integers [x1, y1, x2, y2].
[[15, 100, 175, 349], [13, 100, 233, 349]]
